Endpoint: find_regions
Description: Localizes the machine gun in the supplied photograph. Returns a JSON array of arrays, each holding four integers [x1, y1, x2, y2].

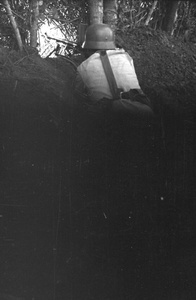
[[46, 34, 82, 58], [45, 23, 88, 57]]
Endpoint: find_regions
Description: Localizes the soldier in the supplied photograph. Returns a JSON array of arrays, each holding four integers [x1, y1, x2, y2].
[[74, 23, 153, 117]]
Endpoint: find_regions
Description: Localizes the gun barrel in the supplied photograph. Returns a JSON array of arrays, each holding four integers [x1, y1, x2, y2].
[[46, 35, 78, 46]]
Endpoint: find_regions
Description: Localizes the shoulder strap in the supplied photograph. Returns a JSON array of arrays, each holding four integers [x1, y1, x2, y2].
[[100, 50, 121, 99]]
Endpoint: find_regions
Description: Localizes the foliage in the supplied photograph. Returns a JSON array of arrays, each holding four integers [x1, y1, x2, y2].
[[116, 0, 196, 39], [0, 0, 29, 48], [0, 0, 196, 51], [175, 1, 196, 40], [0, 0, 87, 49], [117, 0, 153, 30], [40, 0, 87, 39]]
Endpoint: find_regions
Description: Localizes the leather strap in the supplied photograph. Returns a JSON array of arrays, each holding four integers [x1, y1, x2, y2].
[[100, 50, 122, 99]]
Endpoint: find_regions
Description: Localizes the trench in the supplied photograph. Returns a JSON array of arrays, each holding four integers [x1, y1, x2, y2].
[[0, 91, 196, 300]]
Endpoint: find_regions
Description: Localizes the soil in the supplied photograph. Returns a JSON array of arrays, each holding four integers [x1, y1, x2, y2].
[[0, 28, 196, 300]]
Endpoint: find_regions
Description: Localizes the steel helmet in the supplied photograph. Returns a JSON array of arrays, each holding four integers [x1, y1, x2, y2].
[[82, 23, 116, 50]]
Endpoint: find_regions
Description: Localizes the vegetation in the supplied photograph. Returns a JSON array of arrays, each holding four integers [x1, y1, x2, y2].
[[0, 0, 196, 52], [0, 0, 196, 113], [0, 3, 196, 300]]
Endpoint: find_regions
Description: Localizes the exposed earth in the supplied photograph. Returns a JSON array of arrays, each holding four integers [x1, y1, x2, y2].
[[0, 27, 196, 300]]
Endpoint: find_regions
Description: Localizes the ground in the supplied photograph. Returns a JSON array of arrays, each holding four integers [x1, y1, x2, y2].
[[0, 28, 196, 300]]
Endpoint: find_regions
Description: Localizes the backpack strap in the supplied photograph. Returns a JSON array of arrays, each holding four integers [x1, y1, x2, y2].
[[100, 50, 122, 99]]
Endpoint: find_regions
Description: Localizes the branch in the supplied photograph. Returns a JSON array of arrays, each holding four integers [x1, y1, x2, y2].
[[145, 0, 158, 26], [3, 0, 23, 51]]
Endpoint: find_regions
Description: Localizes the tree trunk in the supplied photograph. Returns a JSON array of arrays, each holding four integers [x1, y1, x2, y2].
[[3, 0, 23, 51], [145, 0, 158, 26], [30, 0, 39, 48], [161, 0, 179, 36], [88, 0, 103, 24], [103, 0, 118, 30]]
